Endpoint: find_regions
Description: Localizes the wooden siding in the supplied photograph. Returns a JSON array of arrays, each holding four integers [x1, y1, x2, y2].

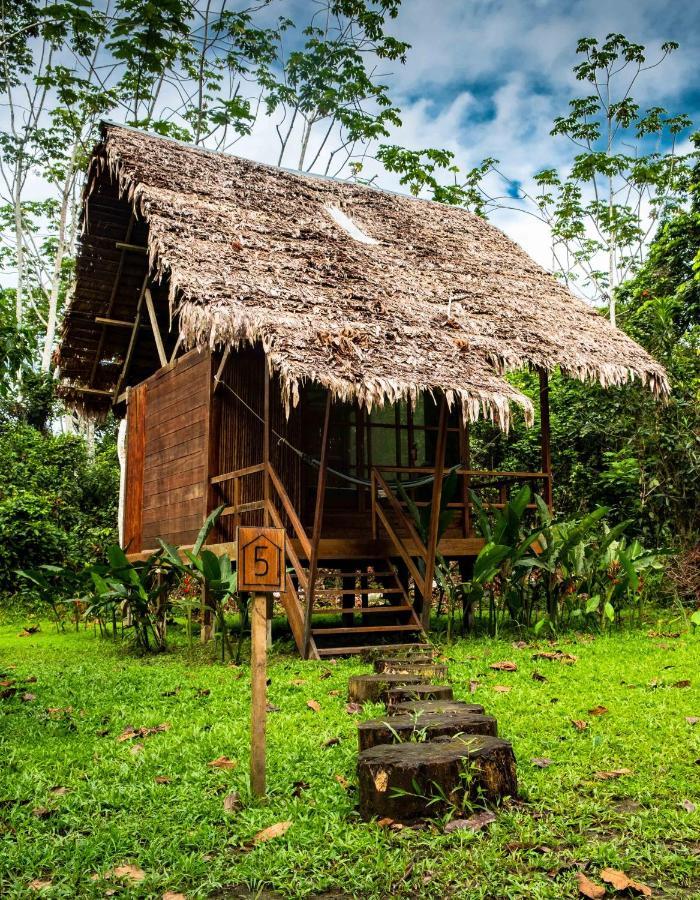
[[123, 382, 147, 552], [139, 350, 212, 549]]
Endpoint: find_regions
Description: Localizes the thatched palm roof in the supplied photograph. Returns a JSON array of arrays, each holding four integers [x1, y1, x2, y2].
[[57, 123, 668, 428]]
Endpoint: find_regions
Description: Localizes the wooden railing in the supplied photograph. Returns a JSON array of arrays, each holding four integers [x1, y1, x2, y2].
[[373, 465, 551, 538], [211, 462, 266, 525], [209, 461, 317, 658]]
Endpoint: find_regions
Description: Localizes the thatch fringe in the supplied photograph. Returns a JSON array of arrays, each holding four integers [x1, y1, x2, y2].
[[58, 124, 670, 428]]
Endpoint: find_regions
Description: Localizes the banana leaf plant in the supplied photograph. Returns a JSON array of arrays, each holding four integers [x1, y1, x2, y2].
[[158, 505, 247, 662], [85, 544, 178, 651]]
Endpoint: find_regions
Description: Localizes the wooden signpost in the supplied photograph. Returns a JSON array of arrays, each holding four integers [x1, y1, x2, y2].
[[236, 525, 285, 797]]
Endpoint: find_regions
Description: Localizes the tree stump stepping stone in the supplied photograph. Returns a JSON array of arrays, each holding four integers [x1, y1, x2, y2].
[[358, 735, 517, 822], [389, 699, 485, 717], [348, 673, 423, 704], [358, 711, 498, 751], [373, 658, 448, 680], [386, 684, 454, 708]]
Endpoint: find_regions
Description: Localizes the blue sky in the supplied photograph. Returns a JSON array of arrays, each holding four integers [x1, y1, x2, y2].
[[236, 0, 700, 269], [384, 0, 700, 264]]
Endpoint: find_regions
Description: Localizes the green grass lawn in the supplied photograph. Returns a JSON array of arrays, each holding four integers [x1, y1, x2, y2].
[[1, 620, 699, 899]]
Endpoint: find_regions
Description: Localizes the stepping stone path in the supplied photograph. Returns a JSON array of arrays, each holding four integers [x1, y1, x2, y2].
[[350, 651, 517, 822]]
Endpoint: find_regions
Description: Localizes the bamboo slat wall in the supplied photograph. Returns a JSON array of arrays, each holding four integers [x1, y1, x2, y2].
[[128, 350, 212, 550]]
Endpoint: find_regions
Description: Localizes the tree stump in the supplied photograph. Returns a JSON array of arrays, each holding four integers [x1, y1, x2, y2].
[[357, 711, 498, 751], [389, 699, 484, 717], [348, 674, 423, 704], [373, 658, 448, 680], [358, 736, 517, 822], [386, 684, 454, 708]]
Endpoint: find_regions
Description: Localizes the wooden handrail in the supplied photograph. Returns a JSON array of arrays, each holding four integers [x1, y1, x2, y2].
[[373, 469, 428, 562], [220, 500, 265, 517], [211, 462, 266, 485], [374, 504, 424, 589], [265, 500, 308, 593], [375, 465, 550, 479], [266, 463, 312, 559]]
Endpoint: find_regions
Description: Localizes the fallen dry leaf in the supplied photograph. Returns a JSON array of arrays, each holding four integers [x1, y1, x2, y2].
[[323, 737, 340, 748], [306, 699, 321, 713], [512, 641, 528, 649], [29, 879, 52, 891], [493, 685, 511, 693], [490, 661, 517, 671], [130, 743, 144, 756], [266, 703, 281, 712], [533, 651, 577, 664], [291, 678, 305, 686], [531, 757, 553, 768], [648, 630, 680, 638], [32, 807, 51, 819], [328, 689, 340, 697], [444, 810, 496, 833], [162, 893, 186, 900], [685, 717, 699, 726], [571, 719, 588, 731], [469, 679, 479, 694], [50, 786, 68, 796], [335, 774, 350, 790], [595, 768, 633, 780], [208, 756, 237, 770], [588, 705, 608, 716], [154, 775, 172, 784], [253, 821, 292, 843], [345, 702, 362, 714], [111, 864, 146, 883], [292, 779, 309, 797], [377, 816, 394, 828], [681, 799, 696, 813], [600, 867, 652, 896], [21, 692, 37, 702], [223, 791, 242, 813], [673, 680, 691, 689], [532, 671, 548, 683], [576, 872, 605, 898], [117, 723, 170, 742]]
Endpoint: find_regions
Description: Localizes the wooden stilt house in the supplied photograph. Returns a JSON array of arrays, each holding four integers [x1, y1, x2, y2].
[[57, 124, 669, 659]]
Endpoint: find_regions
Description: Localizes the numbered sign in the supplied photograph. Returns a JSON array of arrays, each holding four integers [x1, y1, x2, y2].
[[236, 526, 285, 593]]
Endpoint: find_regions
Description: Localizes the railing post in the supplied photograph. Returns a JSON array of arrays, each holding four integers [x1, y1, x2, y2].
[[421, 396, 448, 630], [370, 471, 377, 540], [303, 392, 332, 658], [539, 369, 553, 511]]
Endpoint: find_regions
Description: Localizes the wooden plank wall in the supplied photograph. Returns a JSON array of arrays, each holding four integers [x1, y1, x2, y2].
[[123, 382, 147, 552], [139, 350, 212, 550]]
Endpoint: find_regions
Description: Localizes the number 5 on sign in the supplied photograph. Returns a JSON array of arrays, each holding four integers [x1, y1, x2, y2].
[[236, 526, 285, 797]]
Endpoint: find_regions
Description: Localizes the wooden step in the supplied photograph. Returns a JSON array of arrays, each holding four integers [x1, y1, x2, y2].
[[316, 643, 432, 657], [311, 624, 421, 636], [310, 605, 414, 616], [312, 587, 404, 596]]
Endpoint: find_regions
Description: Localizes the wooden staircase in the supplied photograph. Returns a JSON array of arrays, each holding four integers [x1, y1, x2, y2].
[[301, 560, 428, 658]]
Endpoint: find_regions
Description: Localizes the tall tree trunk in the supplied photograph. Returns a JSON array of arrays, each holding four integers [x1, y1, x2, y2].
[[41, 148, 77, 371]]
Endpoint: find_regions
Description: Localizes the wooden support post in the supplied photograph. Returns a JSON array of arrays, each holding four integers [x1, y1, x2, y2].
[[144, 288, 167, 367], [421, 396, 448, 630], [539, 369, 553, 511], [266, 595, 274, 649], [263, 363, 271, 526], [303, 393, 332, 657], [90, 213, 135, 386], [458, 416, 471, 537], [112, 272, 149, 402], [250, 592, 267, 796]]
